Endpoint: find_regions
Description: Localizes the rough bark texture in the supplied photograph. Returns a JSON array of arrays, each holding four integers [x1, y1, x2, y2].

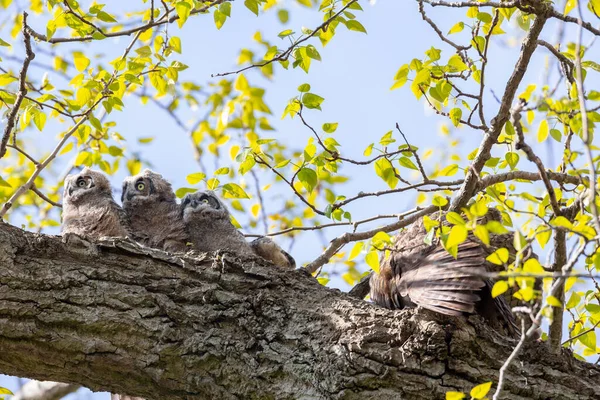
[[0, 221, 599, 399]]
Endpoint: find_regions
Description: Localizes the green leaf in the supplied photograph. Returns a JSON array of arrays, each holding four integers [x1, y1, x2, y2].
[[214, 9, 226, 29], [245, 0, 259, 16], [546, 295, 562, 307], [537, 119, 549, 142], [505, 151, 519, 169], [470, 381, 492, 399], [446, 212, 465, 225], [322, 122, 338, 133], [302, 93, 324, 110], [550, 128, 562, 142], [446, 224, 468, 248], [579, 330, 597, 350], [297, 167, 318, 193], [491, 280, 508, 298], [0, 73, 16, 86], [222, 183, 250, 199], [565, 291, 581, 309], [448, 22, 464, 34], [32, 110, 46, 131], [348, 242, 364, 261], [365, 251, 380, 273], [374, 158, 399, 189], [169, 36, 182, 53], [298, 83, 311, 92], [398, 157, 418, 170], [346, 20, 367, 33], [536, 228, 551, 249], [445, 392, 465, 400], [186, 172, 206, 185], [0, 387, 14, 395], [175, 1, 192, 28], [550, 216, 573, 229], [486, 248, 509, 265], [0, 176, 12, 188], [449, 108, 462, 127], [73, 51, 90, 72], [439, 164, 458, 176], [175, 187, 196, 198], [432, 195, 448, 207]]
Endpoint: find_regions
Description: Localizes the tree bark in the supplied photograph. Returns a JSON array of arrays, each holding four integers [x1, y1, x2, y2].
[[0, 222, 598, 399]]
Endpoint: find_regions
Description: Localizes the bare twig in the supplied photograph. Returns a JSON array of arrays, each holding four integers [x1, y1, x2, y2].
[[574, 1, 600, 239], [304, 205, 441, 274], [0, 12, 35, 160]]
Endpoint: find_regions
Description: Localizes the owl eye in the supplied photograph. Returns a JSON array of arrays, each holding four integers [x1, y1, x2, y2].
[[136, 182, 145, 191], [202, 198, 209, 204], [77, 178, 86, 188]]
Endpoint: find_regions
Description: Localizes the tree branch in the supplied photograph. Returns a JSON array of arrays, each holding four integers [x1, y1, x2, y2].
[[0, 222, 599, 399], [0, 12, 35, 160], [449, 13, 547, 212]]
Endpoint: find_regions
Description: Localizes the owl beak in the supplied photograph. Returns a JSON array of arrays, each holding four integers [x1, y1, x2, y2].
[[67, 183, 74, 197]]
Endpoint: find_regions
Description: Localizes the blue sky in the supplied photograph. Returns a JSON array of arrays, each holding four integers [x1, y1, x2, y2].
[[1, 0, 598, 397]]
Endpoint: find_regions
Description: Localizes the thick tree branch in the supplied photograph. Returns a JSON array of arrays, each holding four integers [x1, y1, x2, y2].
[[450, 14, 547, 212], [0, 222, 599, 399]]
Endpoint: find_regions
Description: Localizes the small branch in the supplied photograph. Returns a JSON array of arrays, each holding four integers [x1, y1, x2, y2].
[[213, 0, 359, 77], [244, 214, 408, 238], [493, 316, 528, 400], [574, 1, 600, 239], [250, 169, 269, 235], [25, 0, 226, 43], [0, 12, 35, 160], [562, 319, 600, 346], [418, 0, 469, 51], [512, 99, 562, 216], [395, 123, 428, 181], [537, 40, 575, 85], [304, 205, 440, 274], [31, 185, 62, 208]]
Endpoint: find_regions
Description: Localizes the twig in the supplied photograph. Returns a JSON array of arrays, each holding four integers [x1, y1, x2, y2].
[[304, 205, 440, 274], [574, 1, 600, 239], [0, 12, 35, 160], [213, 0, 359, 77], [512, 100, 562, 216], [25, 0, 226, 43], [31, 185, 62, 208], [537, 40, 575, 84]]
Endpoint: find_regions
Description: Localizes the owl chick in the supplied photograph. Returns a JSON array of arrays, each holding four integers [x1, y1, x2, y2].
[[121, 169, 188, 253], [181, 190, 295, 268], [61, 167, 130, 239], [370, 211, 518, 336]]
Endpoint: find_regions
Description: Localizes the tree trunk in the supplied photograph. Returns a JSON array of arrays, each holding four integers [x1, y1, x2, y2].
[[0, 222, 598, 399]]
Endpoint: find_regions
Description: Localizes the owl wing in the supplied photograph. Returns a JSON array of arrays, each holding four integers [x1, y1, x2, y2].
[[385, 240, 487, 316]]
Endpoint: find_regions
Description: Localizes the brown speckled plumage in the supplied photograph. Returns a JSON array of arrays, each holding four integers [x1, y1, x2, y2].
[[370, 210, 519, 335], [61, 168, 130, 239], [182, 190, 295, 268], [122, 169, 188, 253]]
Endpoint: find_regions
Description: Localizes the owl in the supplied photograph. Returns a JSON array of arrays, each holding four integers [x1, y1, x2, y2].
[[181, 190, 295, 268], [121, 169, 188, 253], [61, 167, 130, 239], [369, 210, 519, 336]]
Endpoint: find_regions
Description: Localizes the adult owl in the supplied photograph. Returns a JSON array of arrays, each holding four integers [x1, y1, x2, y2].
[[121, 169, 188, 253], [370, 210, 519, 335], [181, 190, 295, 268], [61, 167, 130, 239]]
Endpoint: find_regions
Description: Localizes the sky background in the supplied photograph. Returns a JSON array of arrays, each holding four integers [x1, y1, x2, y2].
[[0, 0, 598, 398]]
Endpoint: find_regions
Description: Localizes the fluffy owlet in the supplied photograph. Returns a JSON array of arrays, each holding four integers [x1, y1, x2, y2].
[[181, 190, 295, 268], [369, 210, 518, 336], [121, 169, 188, 253], [61, 167, 130, 239]]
